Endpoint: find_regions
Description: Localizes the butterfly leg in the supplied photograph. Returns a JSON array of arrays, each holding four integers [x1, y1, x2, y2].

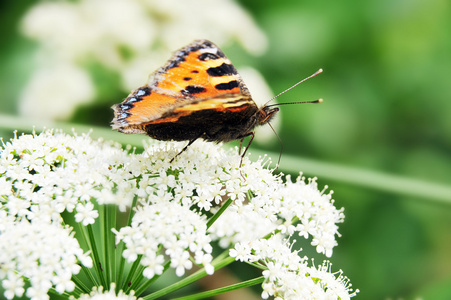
[[238, 138, 244, 156], [239, 131, 255, 168], [170, 138, 199, 163]]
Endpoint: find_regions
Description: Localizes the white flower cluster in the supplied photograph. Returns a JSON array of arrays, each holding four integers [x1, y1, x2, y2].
[[112, 139, 273, 278], [0, 130, 356, 299], [0, 129, 135, 225], [114, 202, 213, 278], [209, 174, 344, 258], [0, 220, 92, 300], [230, 235, 358, 299], [278, 175, 344, 257], [19, 0, 268, 120], [73, 283, 140, 300]]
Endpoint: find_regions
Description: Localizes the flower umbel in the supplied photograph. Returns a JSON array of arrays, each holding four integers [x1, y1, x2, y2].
[[0, 129, 357, 299], [0, 220, 92, 300]]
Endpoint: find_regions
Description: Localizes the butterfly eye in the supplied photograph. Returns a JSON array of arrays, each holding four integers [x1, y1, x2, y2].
[[258, 107, 279, 125]]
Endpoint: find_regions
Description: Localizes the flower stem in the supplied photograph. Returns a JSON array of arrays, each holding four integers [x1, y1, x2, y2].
[[81, 264, 99, 287], [207, 198, 232, 229], [72, 275, 90, 294], [121, 254, 143, 291], [109, 205, 117, 288], [87, 224, 107, 287], [125, 264, 146, 294], [134, 260, 171, 296], [143, 251, 234, 300], [171, 276, 265, 300], [102, 205, 111, 287], [117, 197, 138, 292]]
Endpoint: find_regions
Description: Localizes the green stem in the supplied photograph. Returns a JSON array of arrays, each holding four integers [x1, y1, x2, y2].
[[143, 253, 234, 300], [77, 223, 99, 286], [126, 264, 146, 294], [102, 205, 111, 288], [117, 196, 139, 292], [116, 241, 126, 293], [109, 205, 117, 288], [121, 255, 143, 291], [134, 260, 171, 296], [72, 274, 90, 294], [87, 224, 107, 287], [81, 264, 99, 287], [47, 288, 71, 299], [207, 198, 232, 229], [171, 276, 265, 300]]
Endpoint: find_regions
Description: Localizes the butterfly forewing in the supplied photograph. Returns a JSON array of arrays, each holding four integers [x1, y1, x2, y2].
[[112, 40, 256, 135]]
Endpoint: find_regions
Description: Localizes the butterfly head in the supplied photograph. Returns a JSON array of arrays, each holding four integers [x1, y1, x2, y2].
[[257, 106, 279, 126]]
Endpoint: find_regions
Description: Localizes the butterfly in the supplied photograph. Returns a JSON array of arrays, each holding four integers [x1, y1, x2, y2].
[[112, 39, 322, 165]]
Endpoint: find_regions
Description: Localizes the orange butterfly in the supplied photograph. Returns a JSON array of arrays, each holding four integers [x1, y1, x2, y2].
[[112, 40, 322, 163]]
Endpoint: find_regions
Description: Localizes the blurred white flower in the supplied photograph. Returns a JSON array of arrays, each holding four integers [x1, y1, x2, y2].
[[19, 63, 94, 120], [21, 0, 155, 65], [142, 0, 267, 55], [19, 0, 269, 121]]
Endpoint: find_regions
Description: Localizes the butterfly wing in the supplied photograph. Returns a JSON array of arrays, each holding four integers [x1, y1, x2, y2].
[[112, 40, 257, 135]]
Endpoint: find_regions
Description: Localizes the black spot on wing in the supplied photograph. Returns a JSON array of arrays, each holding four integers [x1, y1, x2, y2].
[[191, 70, 199, 74], [215, 80, 239, 90], [181, 85, 207, 96], [183, 77, 192, 81], [207, 63, 237, 77]]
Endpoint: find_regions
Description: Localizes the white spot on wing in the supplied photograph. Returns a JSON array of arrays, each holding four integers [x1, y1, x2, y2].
[[198, 47, 217, 54]]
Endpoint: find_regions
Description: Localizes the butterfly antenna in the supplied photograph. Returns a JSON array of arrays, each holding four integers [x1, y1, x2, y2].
[[263, 68, 323, 107], [267, 121, 283, 171]]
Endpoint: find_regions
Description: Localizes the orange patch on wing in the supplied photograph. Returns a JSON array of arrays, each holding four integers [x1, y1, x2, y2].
[[156, 51, 240, 98], [124, 93, 179, 124]]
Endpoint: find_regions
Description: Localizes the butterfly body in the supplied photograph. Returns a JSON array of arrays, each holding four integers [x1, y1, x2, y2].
[[112, 40, 279, 146]]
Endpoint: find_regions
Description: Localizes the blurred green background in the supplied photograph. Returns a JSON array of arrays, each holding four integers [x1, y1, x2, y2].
[[1, 0, 450, 299]]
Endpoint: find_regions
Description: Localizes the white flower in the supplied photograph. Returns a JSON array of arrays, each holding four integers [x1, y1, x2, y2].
[[74, 202, 98, 225], [0, 129, 136, 224], [142, 252, 165, 279], [234, 235, 358, 299], [0, 220, 92, 300], [19, 63, 94, 120], [229, 243, 252, 262], [310, 260, 360, 299], [73, 283, 140, 300], [278, 175, 344, 257], [115, 201, 212, 279], [1, 130, 356, 298]]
